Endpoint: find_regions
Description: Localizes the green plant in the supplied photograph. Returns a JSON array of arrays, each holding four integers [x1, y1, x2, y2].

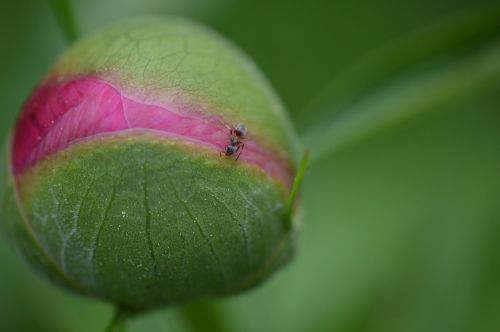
[[1, 1, 500, 331]]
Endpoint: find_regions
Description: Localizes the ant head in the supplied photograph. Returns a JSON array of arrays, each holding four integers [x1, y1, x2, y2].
[[235, 123, 247, 137]]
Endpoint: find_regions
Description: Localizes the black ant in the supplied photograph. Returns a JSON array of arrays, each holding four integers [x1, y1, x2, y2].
[[220, 123, 247, 160]]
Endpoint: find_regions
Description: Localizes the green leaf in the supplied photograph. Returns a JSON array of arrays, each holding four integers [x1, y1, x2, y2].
[[299, 4, 500, 163]]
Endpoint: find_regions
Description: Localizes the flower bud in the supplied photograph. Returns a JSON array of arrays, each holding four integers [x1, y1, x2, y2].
[[1, 18, 300, 311]]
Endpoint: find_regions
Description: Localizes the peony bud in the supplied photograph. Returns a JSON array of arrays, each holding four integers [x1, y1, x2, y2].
[[1, 18, 300, 312]]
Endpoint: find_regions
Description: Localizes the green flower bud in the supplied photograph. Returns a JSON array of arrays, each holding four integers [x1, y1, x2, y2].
[[1, 17, 300, 312]]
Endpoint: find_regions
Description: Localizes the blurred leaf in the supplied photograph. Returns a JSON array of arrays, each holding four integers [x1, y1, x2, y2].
[[48, 0, 79, 43], [299, 4, 500, 163], [303, 40, 500, 162], [300, 4, 500, 124]]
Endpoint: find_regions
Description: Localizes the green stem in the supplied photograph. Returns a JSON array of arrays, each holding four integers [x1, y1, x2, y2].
[[179, 300, 229, 332], [103, 308, 127, 332], [47, 0, 79, 43]]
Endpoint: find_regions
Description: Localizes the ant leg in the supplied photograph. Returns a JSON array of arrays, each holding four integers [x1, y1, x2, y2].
[[217, 118, 233, 132], [235, 143, 245, 161]]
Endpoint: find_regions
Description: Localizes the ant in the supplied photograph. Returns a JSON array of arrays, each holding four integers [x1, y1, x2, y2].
[[220, 123, 247, 160]]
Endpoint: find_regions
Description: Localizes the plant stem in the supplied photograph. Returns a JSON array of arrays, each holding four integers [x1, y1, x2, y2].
[[47, 0, 79, 43], [103, 308, 126, 332], [179, 300, 229, 332]]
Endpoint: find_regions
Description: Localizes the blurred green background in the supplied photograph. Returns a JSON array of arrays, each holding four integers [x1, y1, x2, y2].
[[1, 0, 500, 331]]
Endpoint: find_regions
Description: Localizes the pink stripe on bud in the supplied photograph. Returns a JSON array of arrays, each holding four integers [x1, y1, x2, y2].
[[13, 77, 294, 188]]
